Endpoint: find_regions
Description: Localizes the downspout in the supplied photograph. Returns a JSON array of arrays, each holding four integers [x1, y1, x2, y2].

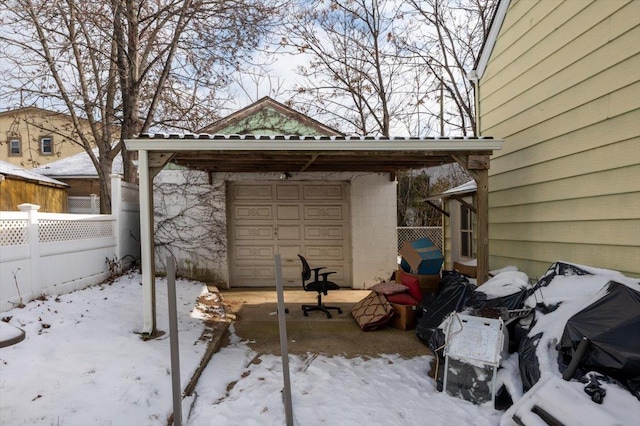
[[467, 70, 481, 136]]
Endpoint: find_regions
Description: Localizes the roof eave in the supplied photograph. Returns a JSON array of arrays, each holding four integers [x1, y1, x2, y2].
[[469, 0, 512, 81]]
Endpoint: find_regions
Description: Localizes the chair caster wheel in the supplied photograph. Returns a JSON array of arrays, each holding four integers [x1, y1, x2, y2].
[[327, 314, 332, 319], [337, 308, 343, 314], [303, 311, 308, 317]]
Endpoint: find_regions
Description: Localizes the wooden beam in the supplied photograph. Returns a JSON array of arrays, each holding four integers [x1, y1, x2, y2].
[[475, 169, 489, 285], [453, 154, 479, 181], [467, 155, 490, 170], [300, 153, 319, 172]]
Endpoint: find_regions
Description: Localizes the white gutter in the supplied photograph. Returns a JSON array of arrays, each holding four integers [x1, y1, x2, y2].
[[126, 136, 503, 152], [469, 0, 512, 81]]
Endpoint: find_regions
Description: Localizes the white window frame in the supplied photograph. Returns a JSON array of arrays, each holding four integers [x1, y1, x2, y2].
[[40, 136, 53, 155], [9, 137, 21, 156], [460, 203, 474, 259]]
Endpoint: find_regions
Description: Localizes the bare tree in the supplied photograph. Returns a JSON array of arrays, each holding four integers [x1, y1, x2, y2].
[[278, 0, 411, 136], [0, 0, 280, 212], [398, 0, 498, 136]]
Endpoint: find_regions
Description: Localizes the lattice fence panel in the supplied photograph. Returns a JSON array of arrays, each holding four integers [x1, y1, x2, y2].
[[397, 226, 443, 253], [0, 220, 28, 246], [68, 196, 100, 214], [39, 219, 114, 243]]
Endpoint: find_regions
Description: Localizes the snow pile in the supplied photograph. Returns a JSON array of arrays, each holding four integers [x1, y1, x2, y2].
[[1, 263, 638, 426], [498, 262, 640, 425], [475, 271, 530, 299], [0, 270, 502, 426]]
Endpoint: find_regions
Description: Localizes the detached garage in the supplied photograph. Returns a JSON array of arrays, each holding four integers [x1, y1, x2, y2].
[[126, 97, 503, 336]]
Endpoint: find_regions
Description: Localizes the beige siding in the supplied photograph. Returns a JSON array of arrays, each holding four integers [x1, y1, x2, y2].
[[479, 0, 640, 278], [0, 108, 96, 169]]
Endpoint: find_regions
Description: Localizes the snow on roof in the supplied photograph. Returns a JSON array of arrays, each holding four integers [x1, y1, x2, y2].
[[31, 148, 122, 177], [442, 179, 476, 195], [423, 179, 477, 201], [0, 160, 67, 186]]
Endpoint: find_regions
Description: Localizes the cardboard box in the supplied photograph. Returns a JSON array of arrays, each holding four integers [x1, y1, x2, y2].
[[399, 238, 444, 275], [397, 268, 440, 293], [454, 261, 477, 278], [391, 303, 418, 331]]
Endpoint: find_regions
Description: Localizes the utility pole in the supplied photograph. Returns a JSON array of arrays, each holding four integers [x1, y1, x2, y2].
[[439, 79, 445, 136]]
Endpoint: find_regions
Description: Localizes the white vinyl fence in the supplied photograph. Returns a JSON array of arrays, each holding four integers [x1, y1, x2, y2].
[[0, 175, 140, 312], [68, 194, 100, 214]]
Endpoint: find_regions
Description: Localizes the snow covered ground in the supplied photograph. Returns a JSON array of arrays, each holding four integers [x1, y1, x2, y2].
[[0, 266, 638, 425]]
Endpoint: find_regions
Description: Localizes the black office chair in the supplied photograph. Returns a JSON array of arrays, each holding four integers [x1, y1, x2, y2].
[[298, 254, 342, 318]]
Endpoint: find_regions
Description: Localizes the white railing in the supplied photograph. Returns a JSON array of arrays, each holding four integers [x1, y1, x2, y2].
[[397, 226, 443, 252], [0, 175, 140, 312]]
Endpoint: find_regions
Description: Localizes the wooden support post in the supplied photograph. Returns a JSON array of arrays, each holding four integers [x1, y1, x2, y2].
[[454, 154, 491, 285], [475, 169, 489, 285]]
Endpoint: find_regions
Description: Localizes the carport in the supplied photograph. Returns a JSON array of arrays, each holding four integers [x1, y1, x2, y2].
[[125, 134, 503, 336]]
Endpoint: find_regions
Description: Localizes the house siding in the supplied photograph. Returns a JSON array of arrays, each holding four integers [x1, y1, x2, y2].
[[479, 0, 640, 278], [0, 107, 96, 169]]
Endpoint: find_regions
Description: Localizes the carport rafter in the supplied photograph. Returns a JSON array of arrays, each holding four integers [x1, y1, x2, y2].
[[126, 134, 503, 337]]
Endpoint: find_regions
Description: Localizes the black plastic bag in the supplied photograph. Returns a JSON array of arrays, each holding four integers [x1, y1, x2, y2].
[[558, 281, 640, 398], [416, 273, 475, 350]]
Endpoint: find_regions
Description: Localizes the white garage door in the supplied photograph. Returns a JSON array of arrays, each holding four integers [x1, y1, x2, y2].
[[228, 182, 350, 287]]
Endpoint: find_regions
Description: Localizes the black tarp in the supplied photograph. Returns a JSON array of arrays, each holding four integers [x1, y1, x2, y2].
[[518, 332, 542, 392], [535, 261, 592, 289], [470, 284, 533, 311], [415, 271, 475, 353], [558, 281, 640, 397]]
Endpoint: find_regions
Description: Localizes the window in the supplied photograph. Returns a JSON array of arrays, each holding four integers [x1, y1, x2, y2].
[[40, 136, 53, 155], [460, 204, 474, 258], [9, 138, 21, 156]]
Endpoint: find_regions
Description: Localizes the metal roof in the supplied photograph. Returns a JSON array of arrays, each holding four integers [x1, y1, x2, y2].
[[126, 134, 503, 174], [0, 160, 68, 187], [424, 180, 477, 201]]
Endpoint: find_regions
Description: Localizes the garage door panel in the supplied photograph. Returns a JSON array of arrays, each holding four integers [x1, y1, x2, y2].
[[304, 205, 343, 220], [233, 185, 273, 200], [278, 247, 304, 285], [282, 265, 301, 285], [306, 245, 343, 260], [234, 245, 274, 262], [277, 225, 301, 240], [276, 185, 301, 200], [235, 225, 274, 240], [304, 184, 343, 200], [234, 205, 273, 220], [277, 205, 300, 220], [277, 245, 303, 260], [305, 225, 343, 240], [235, 266, 274, 283]]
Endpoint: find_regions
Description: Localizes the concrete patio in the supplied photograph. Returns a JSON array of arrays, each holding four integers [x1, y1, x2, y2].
[[217, 288, 434, 359]]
